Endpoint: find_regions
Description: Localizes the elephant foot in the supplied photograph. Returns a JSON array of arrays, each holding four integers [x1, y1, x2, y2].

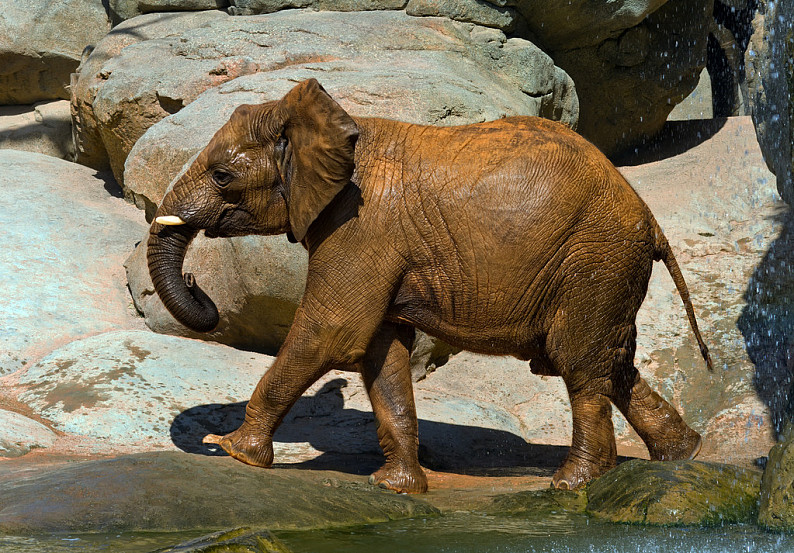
[[203, 423, 274, 468], [368, 461, 428, 494], [647, 428, 702, 462], [551, 456, 616, 490]]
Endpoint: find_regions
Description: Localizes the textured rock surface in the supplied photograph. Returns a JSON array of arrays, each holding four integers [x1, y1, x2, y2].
[[0, 0, 111, 104], [0, 101, 74, 160], [517, 0, 713, 155], [0, 451, 437, 534], [0, 410, 56, 458], [0, 150, 146, 376], [11, 330, 269, 452], [745, 0, 794, 204], [78, 9, 576, 186], [71, 10, 231, 172], [587, 459, 761, 525], [759, 430, 794, 529]]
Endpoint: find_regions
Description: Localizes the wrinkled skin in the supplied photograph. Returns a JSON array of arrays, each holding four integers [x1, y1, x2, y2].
[[148, 79, 713, 493]]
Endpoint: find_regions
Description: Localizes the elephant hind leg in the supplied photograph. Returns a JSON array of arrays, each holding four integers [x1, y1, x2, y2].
[[552, 391, 617, 490], [360, 322, 427, 494], [613, 373, 702, 461]]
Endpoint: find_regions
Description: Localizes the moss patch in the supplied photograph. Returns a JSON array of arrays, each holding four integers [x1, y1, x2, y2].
[[586, 459, 760, 526]]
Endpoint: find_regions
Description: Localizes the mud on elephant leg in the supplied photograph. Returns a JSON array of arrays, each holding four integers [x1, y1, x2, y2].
[[360, 323, 427, 494], [552, 391, 618, 490], [615, 373, 702, 462]]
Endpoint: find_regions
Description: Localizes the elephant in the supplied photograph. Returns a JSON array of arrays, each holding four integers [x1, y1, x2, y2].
[[147, 78, 713, 493]]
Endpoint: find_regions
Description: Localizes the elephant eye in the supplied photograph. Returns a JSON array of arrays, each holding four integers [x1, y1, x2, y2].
[[212, 168, 234, 188]]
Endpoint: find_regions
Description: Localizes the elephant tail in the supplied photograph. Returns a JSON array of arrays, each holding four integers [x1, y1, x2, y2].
[[652, 219, 715, 372]]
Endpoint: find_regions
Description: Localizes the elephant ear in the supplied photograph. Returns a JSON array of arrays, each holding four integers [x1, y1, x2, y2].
[[277, 79, 359, 242]]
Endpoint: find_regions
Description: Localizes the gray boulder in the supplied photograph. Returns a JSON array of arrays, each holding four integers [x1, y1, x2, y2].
[[0, 150, 147, 376], [0, 0, 111, 104], [71, 10, 231, 172], [745, 0, 794, 204], [75, 9, 577, 186]]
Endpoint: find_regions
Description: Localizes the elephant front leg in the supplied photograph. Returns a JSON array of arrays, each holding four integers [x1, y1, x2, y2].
[[204, 315, 337, 468], [360, 323, 427, 494], [552, 392, 617, 490]]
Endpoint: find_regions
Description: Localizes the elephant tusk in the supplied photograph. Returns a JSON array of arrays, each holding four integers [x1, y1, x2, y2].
[[155, 215, 187, 226]]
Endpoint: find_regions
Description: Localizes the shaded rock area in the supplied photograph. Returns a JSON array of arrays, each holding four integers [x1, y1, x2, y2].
[[0, 150, 147, 377], [586, 459, 761, 526], [0, 452, 438, 535], [0, 0, 111, 104], [515, 0, 713, 155], [74, 9, 577, 186], [0, 101, 74, 160]]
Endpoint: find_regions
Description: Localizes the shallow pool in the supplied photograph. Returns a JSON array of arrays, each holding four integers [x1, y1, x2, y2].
[[3, 512, 794, 552]]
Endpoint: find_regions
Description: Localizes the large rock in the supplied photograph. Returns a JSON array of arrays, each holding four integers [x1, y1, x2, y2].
[[75, 9, 577, 186], [0, 451, 437, 534], [0, 0, 111, 104], [71, 10, 231, 172], [0, 151, 147, 376], [514, 0, 713, 155], [587, 459, 761, 526], [745, 0, 794, 204]]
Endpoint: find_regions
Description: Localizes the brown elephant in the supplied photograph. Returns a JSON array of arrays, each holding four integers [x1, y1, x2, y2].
[[147, 78, 713, 493]]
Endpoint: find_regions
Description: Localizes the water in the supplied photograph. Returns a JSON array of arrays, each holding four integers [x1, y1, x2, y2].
[[4, 514, 794, 553]]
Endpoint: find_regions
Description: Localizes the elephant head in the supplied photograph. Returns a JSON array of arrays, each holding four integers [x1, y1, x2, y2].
[[147, 79, 359, 332]]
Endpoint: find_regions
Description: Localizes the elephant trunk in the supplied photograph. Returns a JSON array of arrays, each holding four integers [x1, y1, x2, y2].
[[147, 224, 219, 332]]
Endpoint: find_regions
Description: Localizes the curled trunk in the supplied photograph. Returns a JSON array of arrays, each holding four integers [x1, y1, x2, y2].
[[147, 225, 219, 332]]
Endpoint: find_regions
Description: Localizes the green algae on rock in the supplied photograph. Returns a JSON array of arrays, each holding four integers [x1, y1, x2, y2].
[[485, 488, 587, 518], [152, 527, 292, 553], [759, 434, 794, 530], [586, 459, 760, 526]]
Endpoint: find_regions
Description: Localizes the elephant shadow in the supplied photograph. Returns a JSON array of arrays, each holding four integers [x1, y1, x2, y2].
[[170, 378, 569, 477], [738, 208, 794, 437]]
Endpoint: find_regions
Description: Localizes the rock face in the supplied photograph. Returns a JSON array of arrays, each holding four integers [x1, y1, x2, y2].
[[515, 0, 714, 155], [746, 0, 794, 204], [74, 9, 577, 186], [0, 150, 147, 376], [587, 459, 761, 526], [0, 0, 111, 104]]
